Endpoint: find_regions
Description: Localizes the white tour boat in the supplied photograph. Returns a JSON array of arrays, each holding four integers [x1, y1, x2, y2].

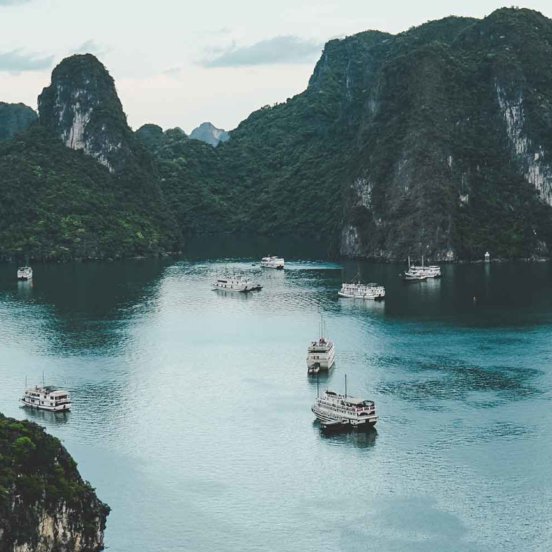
[[402, 256, 441, 280], [17, 266, 33, 281], [307, 318, 336, 373], [312, 377, 377, 430], [21, 385, 71, 412], [260, 256, 285, 270], [338, 282, 385, 300], [212, 276, 261, 292]]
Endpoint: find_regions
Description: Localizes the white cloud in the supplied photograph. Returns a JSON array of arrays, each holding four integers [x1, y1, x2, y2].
[[200, 35, 323, 67]]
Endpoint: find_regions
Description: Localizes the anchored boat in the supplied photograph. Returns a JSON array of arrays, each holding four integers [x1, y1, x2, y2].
[[338, 282, 385, 300], [212, 276, 261, 292], [312, 376, 377, 430], [307, 317, 335, 374], [17, 266, 33, 281], [260, 256, 285, 270], [401, 256, 441, 280], [21, 385, 71, 412]]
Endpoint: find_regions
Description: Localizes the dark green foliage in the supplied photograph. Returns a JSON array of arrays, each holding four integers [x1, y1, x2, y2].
[[0, 126, 180, 261], [0, 414, 109, 550]]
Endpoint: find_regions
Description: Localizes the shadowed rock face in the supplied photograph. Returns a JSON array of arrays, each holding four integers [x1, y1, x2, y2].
[[0, 103, 37, 141], [0, 414, 109, 551], [338, 8, 552, 260], [38, 54, 135, 174]]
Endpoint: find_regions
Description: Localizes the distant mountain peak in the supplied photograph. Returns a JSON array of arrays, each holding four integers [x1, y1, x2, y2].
[[189, 122, 229, 147]]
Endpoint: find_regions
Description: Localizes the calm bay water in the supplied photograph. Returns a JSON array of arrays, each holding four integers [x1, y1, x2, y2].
[[1, 238, 552, 551]]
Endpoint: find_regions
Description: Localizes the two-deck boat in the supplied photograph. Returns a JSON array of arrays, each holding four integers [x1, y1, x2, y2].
[[21, 385, 71, 412], [17, 266, 33, 281], [312, 376, 377, 430], [260, 256, 285, 270], [307, 318, 335, 374], [402, 256, 441, 280], [212, 276, 261, 292], [338, 282, 385, 300]]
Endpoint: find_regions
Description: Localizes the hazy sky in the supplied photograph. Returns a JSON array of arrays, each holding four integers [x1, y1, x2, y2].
[[1, 0, 551, 132]]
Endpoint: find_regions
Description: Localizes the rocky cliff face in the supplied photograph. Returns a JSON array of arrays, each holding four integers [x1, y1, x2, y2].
[[339, 8, 552, 260], [0, 415, 109, 551], [0, 103, 37, 142], [189, 122, 229, 147], [0, 54, 181, 262], [38, 54, 135, 173]]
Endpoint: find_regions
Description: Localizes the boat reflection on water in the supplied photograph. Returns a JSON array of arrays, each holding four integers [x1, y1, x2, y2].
[[17, 280, 33, 296], [339, 297, 385, 315], [23, 406, 71, 425], [315, 422, 378, 448], [212, 289, 258, 300]]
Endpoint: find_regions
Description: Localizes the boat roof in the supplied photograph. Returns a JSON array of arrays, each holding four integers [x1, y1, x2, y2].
[[26, 385, 68, 394], [324, 391, 371, 405]]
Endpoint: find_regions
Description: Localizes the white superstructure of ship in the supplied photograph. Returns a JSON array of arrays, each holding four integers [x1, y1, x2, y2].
[[212, 276, 261, 292], [338, 282, 385, 300], [307, 318, 335, 374], [312, 377, 377, 430], [21, 385, 71, 412], [17, 266, 33, 281]]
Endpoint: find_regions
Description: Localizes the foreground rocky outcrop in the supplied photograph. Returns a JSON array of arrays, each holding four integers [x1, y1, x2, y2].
[[0, 415, 109, 551]]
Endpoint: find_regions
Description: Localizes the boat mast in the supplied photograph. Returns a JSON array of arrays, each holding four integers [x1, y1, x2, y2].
[[344, 374, 348, 398]]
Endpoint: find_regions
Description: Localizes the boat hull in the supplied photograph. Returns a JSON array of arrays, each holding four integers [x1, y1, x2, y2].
[[338, 291, 385, 300], [21, 399, 71, 412], [311, 404, 377, 428]]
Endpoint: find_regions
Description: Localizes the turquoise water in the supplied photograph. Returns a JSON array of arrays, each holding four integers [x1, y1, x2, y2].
[[1, 241, 552, 551]]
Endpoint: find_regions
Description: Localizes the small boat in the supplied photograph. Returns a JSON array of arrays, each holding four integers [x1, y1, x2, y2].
[[260, 255, 285, 270], [401, 256, 429, 281], [338, 282, 385, 300], [17, 266, 33, 281], [401, 256, 441, 280], [21, 385, 71, 412], [409, 256, 441, 278], [307, 318, 335, 374], [312, 375, 377, 429], [212, 276, 261, 292]]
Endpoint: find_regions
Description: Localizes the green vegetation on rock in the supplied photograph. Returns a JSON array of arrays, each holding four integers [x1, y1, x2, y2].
[[4, 9, 552, 261], [0, 414, 109, 551]]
